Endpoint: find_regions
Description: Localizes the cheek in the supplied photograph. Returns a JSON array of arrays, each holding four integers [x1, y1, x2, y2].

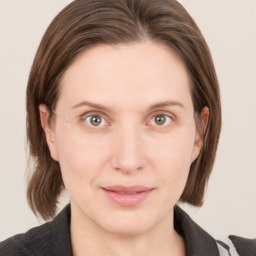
[[153, 127, 196, 166], [54, 123, 103, 194], [57, 141, 100, 181], [151, 127, 196, 190]]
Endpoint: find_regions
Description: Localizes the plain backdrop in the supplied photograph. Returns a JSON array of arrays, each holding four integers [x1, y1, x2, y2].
[[0, 0, 255, 241]]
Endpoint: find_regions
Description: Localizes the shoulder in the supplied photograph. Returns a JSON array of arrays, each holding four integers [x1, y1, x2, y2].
[[174, 205, 220, 255], [174, 205, 256, 256], [229, 235, 256, 256], [0, 204, 72, 256], [0, 221, 53, 256]]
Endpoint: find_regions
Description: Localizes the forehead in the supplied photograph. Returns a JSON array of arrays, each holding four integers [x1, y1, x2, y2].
[[57, 41, 192, 112]]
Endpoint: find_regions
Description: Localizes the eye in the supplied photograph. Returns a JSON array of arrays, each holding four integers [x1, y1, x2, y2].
[[80, 113, 173, 128], [82, 114, 107, 127], [149, 114, 173, 127]]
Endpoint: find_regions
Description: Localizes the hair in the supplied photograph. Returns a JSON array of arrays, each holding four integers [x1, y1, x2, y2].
[[26, 0, 221, 220]]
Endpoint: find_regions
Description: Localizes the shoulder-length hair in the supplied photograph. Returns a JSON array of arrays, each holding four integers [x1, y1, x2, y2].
[[26, 0, 221, 220]]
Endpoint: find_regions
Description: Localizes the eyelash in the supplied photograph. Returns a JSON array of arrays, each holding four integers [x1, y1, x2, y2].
[[79, 111, 174, 129]]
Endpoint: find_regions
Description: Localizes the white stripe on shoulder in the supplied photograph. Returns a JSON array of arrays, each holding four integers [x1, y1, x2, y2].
[[217, 238, 240, 256], [217, 242, 230, 256], [225, 238, 240, 256]]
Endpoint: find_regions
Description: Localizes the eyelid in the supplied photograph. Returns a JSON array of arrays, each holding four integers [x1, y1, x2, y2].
[[81, 110, 112, 120], [151, 110, 176, 119]]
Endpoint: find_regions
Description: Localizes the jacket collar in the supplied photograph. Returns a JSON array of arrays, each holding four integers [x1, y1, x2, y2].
[[174, 205, 219, 256]]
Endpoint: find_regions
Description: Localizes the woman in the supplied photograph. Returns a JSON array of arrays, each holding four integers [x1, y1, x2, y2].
[[0, 0, 255, 255]]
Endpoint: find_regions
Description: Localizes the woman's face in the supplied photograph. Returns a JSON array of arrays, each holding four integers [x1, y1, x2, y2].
[[41, 41, 205, 235]]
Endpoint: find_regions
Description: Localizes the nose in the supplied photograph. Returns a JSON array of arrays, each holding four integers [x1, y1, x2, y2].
[[111, 125, 145, 174]]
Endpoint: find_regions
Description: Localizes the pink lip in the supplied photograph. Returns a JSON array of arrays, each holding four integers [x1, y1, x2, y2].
[[102, 185, 154, 206]]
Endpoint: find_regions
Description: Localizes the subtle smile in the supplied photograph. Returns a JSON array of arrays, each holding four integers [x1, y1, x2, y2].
[[101, 185, 155, 206]]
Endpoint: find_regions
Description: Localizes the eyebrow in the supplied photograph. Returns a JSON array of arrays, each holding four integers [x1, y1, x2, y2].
[[71, 100, 184, 112]]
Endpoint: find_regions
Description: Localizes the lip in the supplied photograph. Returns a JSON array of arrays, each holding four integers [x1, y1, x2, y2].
[[101, 185, 154, 206]]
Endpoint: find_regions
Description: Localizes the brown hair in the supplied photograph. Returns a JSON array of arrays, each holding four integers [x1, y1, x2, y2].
[[26, 0, 221, 220]]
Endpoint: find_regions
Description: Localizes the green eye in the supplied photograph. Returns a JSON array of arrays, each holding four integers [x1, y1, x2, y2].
[[81, 113, 173, 128], [151, 114, 172, 126], [83, 115, 106, 127]]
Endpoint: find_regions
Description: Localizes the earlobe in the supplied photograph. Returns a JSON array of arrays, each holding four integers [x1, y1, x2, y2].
[[192, 107, 209, 162], [39, 104, 59, 161]]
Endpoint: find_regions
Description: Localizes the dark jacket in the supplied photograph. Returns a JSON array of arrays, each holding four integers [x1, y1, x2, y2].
[[0, 204, 255, 256]]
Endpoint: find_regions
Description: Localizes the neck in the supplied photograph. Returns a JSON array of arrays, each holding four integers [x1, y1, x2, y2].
[[70, 203, 185, 256]]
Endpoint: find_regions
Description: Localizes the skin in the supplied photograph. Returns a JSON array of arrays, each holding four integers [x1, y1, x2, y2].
[[40, 41, 209, 256]]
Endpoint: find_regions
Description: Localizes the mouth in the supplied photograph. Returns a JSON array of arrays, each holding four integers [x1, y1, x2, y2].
[[101, 185, 155, 206]]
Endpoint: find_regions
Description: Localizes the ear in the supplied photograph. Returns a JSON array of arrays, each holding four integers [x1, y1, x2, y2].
[[191, 107, 209, 162], [39, 104, 59, 161]]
